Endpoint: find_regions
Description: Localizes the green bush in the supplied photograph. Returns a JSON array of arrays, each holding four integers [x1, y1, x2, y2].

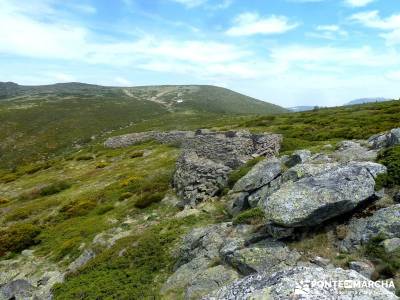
[[134, 192, 165, 209], [21, 161, 51, 175], [95, 162, 108, 169], [118, 192, 133, 201], [0, 223, 41, 256], [129, 151, 144, 158], [1, 173, 18, 183], [228, 157, 264, 188], [95, 204, 114, 215], [375, 146, 400, 189], [233, 207, 265, 225], [60, 199, 97, 219], [75, 154, 94, 161], [40, 181, 71, 196], [0, 196, 9, 205], [364, 235, 400, 280]]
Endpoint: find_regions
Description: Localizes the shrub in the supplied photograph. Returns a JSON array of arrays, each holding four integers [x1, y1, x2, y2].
[[233, 207, 265, 225], [0, 223, 41, 256], [95, 204, 114, 215], [375, 146, 400, 189], [21, 162, 51, 175], [40, 181, 71, 196], [54, 238, 82, 261], [134, 192, 165, 209], [95, 162, 108, 169], [228, 157, 264, 188], [60, 199, 97, 218], [118, 192, 133, 201], [75, 154, 94, 161], [0, 196, 9, 205], [129, 151, 144, 158], [364, 234, 400, 280], [1, 173, 18, 183]]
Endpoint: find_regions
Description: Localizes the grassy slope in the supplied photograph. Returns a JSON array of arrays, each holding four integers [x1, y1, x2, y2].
[[0, 99, 399, 298], [0, 83, 286, 168]]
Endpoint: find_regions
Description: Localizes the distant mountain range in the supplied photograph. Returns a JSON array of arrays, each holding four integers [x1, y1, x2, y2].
[[287, 97, 395, 112], [345, 97, 391, 106]]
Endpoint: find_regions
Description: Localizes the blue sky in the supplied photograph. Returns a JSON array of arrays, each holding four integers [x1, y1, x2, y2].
[[0, 0, 399, 107]]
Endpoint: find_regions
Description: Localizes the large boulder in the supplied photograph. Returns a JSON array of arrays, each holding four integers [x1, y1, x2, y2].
[[232, 158, 281, 193], [259, 162, 386, 227], [368, 128, 400, 149], [204, 266, 398, 300], [339, 204, 400, 252]]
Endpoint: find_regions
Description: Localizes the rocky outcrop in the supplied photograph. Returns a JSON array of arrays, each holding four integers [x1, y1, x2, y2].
[[173, 130, 282, 206], [161, 221, 305, 299], [205, 266, 398, 300], [333, 140, 378, 162], [260, 162, 386, 227], [339, 204, 400, 252], [368, 128, 400, 149]]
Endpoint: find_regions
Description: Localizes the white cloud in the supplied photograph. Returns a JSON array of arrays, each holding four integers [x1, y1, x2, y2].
[[114, 77, 132, 86], [345, 0, 375, 7], [170, 0, 232, 9], [171, 0, 207, 8], [350, 11, 400, 44], [309, 24, 348, 40], [226, 12, 298, 36]]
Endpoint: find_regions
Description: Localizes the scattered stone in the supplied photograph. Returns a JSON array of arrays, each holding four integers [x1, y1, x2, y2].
[[0, 279, 34, 300], [349, 261, 375, 279], [368, 128, 400, 149], [232, 158, 281, 193], [284, 149, 312, 168], [225, 192, 249, 216], [260, 162, 386, 227], [175, 208, 201, 219], [340, 204, 400, 252], [205, 266, 398, 300], [381, 238, 400, 253], [311, 256, 331, 268], [66, 249, 96, 273]]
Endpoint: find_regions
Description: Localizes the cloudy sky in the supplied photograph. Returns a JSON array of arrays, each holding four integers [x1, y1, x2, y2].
[[0, 0, 399, 107]]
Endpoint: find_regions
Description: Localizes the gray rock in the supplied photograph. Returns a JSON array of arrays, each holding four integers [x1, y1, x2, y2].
[[185, 265, 239, 300], [260, 162, 386, 227], [284, 149, 312, 168], [204, 266, 398, 300], [224, 239, 300, 276], [0, 279, 34, 300], [381, 238, 400, 253], [349, 261, 375, 279], [232, 158, 281, 193], [66, 249, 95, 273], [340, 205, 400, 252], [311, 256, 331, 268], [333, 140, 378, 162], [394, 192, 400, 203], [226, 192, 249, 217], [368, 128, 400, 149], [173, 131, 282, 206]]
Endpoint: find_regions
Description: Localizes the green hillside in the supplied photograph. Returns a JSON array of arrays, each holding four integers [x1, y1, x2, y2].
[[0, 99, 399, 299], [0, 82, 287, 168]]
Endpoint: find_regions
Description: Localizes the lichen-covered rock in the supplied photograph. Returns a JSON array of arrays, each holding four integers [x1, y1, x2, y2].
[[382, 238, 400, 253], [368, 128, 400, 149], [223, 239, 300, 276], [225, 192, 250, 217], [284, 149, 312, 168], [340, 204, 400, 252], [185, 265, 239, 300], [333, 140, 378, 162], [232, 158, 281, 193], [260, 162, 386, 227], [204, 266, 398, 300]]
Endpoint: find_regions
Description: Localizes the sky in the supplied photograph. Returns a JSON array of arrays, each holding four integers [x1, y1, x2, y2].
[[0, 0, 399, 107]]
